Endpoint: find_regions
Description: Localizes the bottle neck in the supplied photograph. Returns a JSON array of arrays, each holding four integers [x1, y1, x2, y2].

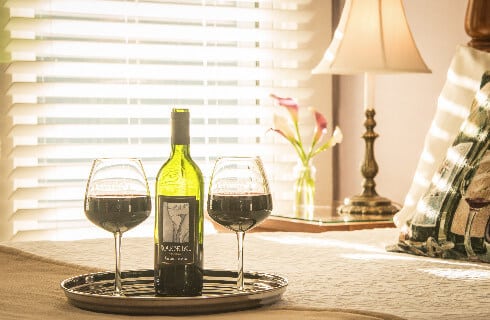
[[170, 108, 191, 156], [171, 123, 189, 145], [171, 117, 190, 156], [171, 144, 190, 156]]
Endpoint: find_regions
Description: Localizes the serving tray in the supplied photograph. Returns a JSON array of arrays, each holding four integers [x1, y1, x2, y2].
[[60, 269, 287, 315]]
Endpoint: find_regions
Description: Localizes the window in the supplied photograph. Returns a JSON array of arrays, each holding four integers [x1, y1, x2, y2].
[[0, 0, 332, 241]]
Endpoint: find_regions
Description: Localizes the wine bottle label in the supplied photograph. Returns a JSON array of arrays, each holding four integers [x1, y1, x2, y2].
[[157, 195, 197, 264]]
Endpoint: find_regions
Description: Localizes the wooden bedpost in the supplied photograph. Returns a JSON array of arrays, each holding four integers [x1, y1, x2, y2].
[[465, 0, 490, 52]]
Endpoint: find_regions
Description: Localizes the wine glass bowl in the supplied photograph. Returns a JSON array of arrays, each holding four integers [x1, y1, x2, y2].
[[84, 158, 151, 295], [207, 156, 272, 291], [207, 193, 272, 232]]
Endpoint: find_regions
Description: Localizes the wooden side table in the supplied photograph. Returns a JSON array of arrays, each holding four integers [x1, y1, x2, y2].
[[255, 215, 395, 232], [209, 203, 397, 233]]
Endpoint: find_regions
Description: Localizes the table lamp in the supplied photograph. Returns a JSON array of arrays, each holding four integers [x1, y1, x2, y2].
[[312, 0, 431, 216]]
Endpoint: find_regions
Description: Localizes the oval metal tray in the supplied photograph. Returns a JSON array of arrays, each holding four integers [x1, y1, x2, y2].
[[60, 269, 287, 315]]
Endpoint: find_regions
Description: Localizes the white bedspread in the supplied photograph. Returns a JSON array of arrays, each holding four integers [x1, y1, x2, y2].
[[5, 228, 490, 320]]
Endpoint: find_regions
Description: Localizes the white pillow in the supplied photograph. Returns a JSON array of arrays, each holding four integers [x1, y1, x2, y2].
[[394, 45, 490, 228]]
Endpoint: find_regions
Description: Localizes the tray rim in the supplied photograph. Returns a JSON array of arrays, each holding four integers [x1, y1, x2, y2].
[[60, 268, 288, 315]]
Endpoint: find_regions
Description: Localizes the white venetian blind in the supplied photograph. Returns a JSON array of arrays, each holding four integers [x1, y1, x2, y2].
[[0, 0, 330, 241]]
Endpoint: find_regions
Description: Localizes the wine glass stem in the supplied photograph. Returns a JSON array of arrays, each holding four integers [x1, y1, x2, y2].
[[464, 209, 478, 260], [236, 231, 245, 291], [114, 231, 123, 296]]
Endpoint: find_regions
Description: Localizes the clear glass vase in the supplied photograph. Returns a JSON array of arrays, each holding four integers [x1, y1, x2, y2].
[[293, 161, 316, 219]]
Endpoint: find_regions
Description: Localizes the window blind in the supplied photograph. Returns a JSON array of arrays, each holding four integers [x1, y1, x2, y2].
[[0, 0, 331, 241]]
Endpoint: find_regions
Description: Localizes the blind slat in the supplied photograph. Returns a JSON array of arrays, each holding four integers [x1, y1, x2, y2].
[[6, 40, 314, 62], [8, 83, 313, 100], [11, 185, 85, 200], [8, 103, 274, 117], [6, 18, 312, 43], [10, 143, 297, 159], [7, 62, 312, 81], [10, 124, 268, 138], [7, 0, 314, 24]]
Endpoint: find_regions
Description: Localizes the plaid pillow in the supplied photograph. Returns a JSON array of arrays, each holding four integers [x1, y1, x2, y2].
[[395, 46, 490, 228], [388, 72, 490, 262]]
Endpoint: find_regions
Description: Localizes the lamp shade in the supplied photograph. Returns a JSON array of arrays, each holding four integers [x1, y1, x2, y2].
[[312, 0, 431, 74]]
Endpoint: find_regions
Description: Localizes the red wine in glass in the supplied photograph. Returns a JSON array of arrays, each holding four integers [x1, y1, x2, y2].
[[85, 195, 151, 233], [465, 197, 490, 209], [208, 193, 272, 232]]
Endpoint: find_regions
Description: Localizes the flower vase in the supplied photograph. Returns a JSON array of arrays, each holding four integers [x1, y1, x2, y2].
[[293, 161, 316, 219]]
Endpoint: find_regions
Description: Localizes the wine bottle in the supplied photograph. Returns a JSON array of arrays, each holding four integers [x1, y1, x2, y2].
[[154, 108, 204, 296]]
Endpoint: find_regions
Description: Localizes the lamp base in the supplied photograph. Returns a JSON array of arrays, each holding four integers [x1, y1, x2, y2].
[[338, 106, 400, 219], [338, 194, 400, 217]]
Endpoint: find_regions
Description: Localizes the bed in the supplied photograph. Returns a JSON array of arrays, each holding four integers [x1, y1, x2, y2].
[[2, 228, 488, 320], [1, 1, 489, 320]]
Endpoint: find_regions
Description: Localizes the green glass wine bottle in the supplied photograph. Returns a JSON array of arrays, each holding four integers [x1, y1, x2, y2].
[[154, 108, 204, 296]]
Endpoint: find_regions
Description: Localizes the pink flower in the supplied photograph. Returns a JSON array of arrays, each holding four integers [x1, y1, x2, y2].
[[310, 107, 327, 145], [271, 114, 297, 145], [269, 93, 341, 164], [310, 126, 343, 158], [270, 94, 299, 123]]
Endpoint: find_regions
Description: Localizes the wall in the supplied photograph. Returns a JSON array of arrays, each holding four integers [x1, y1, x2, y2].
[[334, 0, 470, 206]]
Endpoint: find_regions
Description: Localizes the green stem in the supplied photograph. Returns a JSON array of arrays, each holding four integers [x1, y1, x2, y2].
[[294, 162, 316, 218], [293, 120, 308, 162]]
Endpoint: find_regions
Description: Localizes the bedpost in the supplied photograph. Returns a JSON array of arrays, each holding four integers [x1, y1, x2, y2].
[[465, 0, 490, 52]]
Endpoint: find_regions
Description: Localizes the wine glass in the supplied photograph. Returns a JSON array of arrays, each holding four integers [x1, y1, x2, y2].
[[463, 196, 490, 261], [84, 158, 151, 296], [207, 156, 273, 291]]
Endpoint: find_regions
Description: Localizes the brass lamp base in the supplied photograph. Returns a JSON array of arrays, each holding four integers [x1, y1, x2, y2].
[[338, 194, 400, 217], [339, 108, 400, 219]]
